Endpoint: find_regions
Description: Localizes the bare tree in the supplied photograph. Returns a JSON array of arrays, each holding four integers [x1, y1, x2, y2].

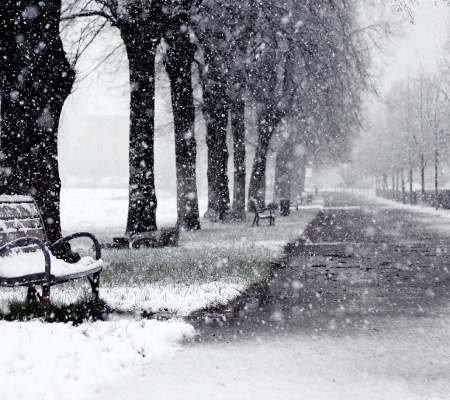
[[62, 0, 202, 232]]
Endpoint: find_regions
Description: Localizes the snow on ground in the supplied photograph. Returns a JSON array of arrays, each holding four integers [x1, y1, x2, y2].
[[2, 188, 314, 317], [0, 188, 320, 400], [60, 188, 317, 316], [1, 318, 195, 400], [361, 190, 450, 218], [60, 188, 182, 231], [88, 309, 450, 400], [98, 281, 246, 316], [4, 190, 450, 399], [360, 191, 450, 237]]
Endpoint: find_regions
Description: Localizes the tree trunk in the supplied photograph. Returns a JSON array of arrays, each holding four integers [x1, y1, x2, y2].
[[165, 27, 200, 230], [204, 103, 229, 220], [409, 168, 413, 204], [121, 32, 158, 235], [231, 101, 246, 221], [401, 170, 405, 204], [435, 148, 439, 209], [396, 171, 399, 200], [274, 141, 292, 202], [292, 152, 307, 199], [420, 154, 425, 195], [248, 107, 279, 208], [0, 0, 75, 243], [202, 46, 230, 221]]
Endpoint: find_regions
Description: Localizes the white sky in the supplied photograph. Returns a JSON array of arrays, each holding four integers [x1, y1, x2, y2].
[[381, 1, 450, 90]]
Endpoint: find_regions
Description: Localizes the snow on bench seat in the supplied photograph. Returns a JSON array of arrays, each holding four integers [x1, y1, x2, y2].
[[0, 195, 103, 314], [0, 250, 103, 280]]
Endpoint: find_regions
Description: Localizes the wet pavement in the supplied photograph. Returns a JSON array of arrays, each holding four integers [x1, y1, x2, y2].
[[189, 192, 450, 342]]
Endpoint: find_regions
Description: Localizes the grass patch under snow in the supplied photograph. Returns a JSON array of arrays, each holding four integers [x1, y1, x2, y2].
[[0, 207, 318, 320]]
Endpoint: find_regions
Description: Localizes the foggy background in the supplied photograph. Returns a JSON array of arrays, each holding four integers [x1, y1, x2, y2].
[[58, 1, 450, 208]]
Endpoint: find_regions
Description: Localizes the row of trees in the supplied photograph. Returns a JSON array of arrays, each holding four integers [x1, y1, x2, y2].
[[62, 0, 371, 229], [356, 65, 450, 200], [0, 0, 387, 248]]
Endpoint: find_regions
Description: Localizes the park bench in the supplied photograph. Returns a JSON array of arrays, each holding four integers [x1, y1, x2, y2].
[[0, 195, 103, 317], [250, 198, 275, 226]]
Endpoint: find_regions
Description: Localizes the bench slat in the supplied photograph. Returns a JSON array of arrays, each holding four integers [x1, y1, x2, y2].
[[0, 272, 49, 286]]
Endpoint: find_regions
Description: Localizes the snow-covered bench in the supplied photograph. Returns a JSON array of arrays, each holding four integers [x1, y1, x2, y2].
[[250, 198, 275, 226], [0, 195, 103, 317]]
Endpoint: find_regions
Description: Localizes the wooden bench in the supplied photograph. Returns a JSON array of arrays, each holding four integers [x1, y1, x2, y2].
[[0, 195, 103, 317], [250, 198, 275, 226]]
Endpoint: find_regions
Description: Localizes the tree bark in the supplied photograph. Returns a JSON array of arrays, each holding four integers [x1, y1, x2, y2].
[[0, 0, 75, 243], [164, 27, 200, 230], [201, 42, 231, 222], [274, 141, 292, 202], [396, 171, 399, 200], [401, 170, 405, 204], [435, 148, 439, 209], [248, 107, 279, 208], [231, 101, 246, 221], [205, 106, 229, 220], [420, 154, 425, 195], [121, 29, 158, 235], [409, 168, 413, 204], [291, 152, 307, 199]]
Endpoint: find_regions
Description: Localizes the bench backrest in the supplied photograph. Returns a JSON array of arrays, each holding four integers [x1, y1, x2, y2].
[[0, 195, 46, 247]]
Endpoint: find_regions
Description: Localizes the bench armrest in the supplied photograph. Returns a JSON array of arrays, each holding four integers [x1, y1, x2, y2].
[[0, 237, 52, 283], [49, 232, 101, 261]]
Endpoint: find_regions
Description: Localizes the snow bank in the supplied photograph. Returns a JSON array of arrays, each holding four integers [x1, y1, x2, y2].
[[363, 192, 450, 217], [99, 281, 246, 316], [1, 318, 195, 400]]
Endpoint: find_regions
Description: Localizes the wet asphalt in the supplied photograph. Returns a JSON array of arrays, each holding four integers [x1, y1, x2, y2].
[[188, 192, 450, 342]]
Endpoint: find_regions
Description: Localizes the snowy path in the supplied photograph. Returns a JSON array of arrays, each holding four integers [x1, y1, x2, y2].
[[169, 192, 450, 399], [5, 192, 450, 399], [108, 313, 450, 399]]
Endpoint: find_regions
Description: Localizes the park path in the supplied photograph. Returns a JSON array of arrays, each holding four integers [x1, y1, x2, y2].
[[189, 192, 450, 342], [111, 193, 450, 400]]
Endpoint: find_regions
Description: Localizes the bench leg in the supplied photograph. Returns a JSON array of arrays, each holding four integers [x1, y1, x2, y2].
[[26, 286, 38, 303], [88, 272, 100, 301], [36, 284, 50, 320]]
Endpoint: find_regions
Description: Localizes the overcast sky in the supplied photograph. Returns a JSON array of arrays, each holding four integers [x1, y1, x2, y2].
[[381, 1, 450, 90]]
